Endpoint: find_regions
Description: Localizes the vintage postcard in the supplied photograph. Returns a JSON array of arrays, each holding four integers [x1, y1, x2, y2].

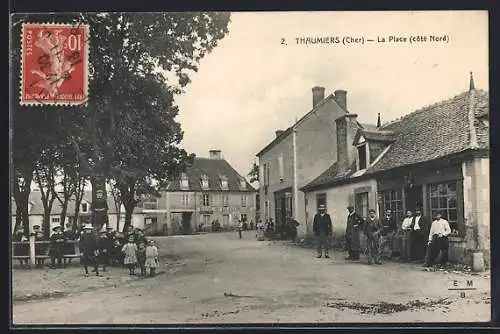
[[9, 11, 490, 326]]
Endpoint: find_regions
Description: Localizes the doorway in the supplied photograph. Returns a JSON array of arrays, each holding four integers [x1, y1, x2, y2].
[[181, 212, 193, 235], [405, 185, 423, 213]]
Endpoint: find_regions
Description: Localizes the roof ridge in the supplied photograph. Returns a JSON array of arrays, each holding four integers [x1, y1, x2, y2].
[[380, 90, 471, 129]]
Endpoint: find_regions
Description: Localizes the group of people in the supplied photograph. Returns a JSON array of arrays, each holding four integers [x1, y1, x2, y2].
[[313, 204, 452, 267], [13, 223, 160, 277]]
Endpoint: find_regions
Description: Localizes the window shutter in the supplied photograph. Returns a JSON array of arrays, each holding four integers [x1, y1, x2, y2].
[[278, 154, 284, 180]]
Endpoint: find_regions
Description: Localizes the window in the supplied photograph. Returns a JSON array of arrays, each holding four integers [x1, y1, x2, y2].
[[51, 217, 60, 223], [278, 154, 284, 181], [143, 199, 158, 210], [267, 164, 270, 185], [182, 194, 189, 207], [222, 195, 229, 207], [241, 214, 247, 222], [263, 163, 269, 186], [241, 195, 247, 207], [264, 201, 269, 219], [223, 214, 229, 226], [316, 193, 327, 211], [81, 203, 88, 212], [380, 189, 403, 223], [358, 145, 367, 170], [202, 193, 210, 206], [220, 175, 228, 190], [429, 182, 458, 232], [355, 192, 369, 219], [180, 173, 189, 190], [201, 174, 209, 189]]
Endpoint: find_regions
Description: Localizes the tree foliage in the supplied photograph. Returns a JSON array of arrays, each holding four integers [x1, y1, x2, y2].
[[10, 12, 231, 233], [248, 161, 260, 184]]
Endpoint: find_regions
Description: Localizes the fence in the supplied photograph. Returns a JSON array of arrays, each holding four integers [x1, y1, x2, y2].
[[12, 235, 80, 265]]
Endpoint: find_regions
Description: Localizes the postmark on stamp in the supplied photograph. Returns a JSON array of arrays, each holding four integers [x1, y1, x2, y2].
[[20, 22, 89, 106]]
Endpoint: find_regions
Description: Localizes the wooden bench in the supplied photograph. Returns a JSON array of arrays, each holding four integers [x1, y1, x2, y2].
[[12, 238, 81, 265]]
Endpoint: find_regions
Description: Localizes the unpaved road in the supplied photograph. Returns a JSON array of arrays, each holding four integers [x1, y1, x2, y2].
[[12, 232, 491, 324]]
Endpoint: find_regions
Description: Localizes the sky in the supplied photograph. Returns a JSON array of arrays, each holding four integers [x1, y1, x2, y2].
[[174, 10, 488, 180]]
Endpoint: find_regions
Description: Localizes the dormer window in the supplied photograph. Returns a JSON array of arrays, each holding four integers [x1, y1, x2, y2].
[[220, 175, 229, 190], [201, 174, 209, 189], [240, 179, 247, 190], [180, 173, 189, 190], [356, 135, 370, 171]]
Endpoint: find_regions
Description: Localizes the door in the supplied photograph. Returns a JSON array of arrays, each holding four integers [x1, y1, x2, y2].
[[182, 212, 193, 235], [405, 185, 423, 214]]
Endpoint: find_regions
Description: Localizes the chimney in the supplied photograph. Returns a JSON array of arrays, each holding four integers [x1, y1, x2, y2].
[[275, 130, 284, 138], [335, 114, 358, 172], [334, 89, 347, 111], [312, 86, 325, 107], [209, 150, 222, 159]]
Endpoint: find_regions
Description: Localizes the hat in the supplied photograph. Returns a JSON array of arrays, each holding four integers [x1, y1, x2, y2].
[[368, 209, 376, 213], [33, 225, 40, 229], [318, 204, 326, 210], [106, 226, 113, 230], [82, 224, 93, 230], [148, 239, 154, 244], [52, 226, 62, 232]]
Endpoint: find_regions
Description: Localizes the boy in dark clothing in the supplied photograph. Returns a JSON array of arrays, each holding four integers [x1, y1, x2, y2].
[[97, 230, 113, 272], [49, 226, 66, 269], [135, 228, 148, 246], [33, 225, 46, 268], [364, 209, 383, 265], [136, 241, 147, 276], [63, 223, 76, 266], [79, 224, 100, 276]]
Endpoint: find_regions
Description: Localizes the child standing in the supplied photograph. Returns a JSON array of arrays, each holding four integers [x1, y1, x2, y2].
[[122, 236, 138, 275], [136, 241, 147, 276], [145, 240, 159, 277]]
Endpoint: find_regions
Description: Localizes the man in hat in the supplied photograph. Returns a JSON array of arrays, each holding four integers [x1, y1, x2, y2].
[[364, 209, 383, 265], [312, 204, 333, 258], [410, 207, 431, 262], [380, 209, 397, 259], [345, 205, 363, 261], [33, 225, 47, 268], [97, 230, 113, 272], [49, 225, 66, 269], [425, 212, 451, 268], [78, 224, 100, 276]]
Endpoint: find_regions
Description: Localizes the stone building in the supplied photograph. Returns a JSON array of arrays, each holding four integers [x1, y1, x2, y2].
[[256, 86, 373, 237], [142, 150, 257, 235], [301, 75, 489, 265]]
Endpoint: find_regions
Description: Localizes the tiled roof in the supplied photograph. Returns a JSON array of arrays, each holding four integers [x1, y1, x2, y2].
[[166, 157, 256, 192], [302, 88, 489, 191], [367, 89, 489, 173], [11, 190, 144, 216]]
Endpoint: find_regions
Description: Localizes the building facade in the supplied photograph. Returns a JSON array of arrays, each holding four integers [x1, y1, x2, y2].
[[257, 86, 372, 237], [142, 150, 257, 235], [302, 78, 489, 266]]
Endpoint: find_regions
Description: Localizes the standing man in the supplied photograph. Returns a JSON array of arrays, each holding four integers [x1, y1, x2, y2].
[[345, 205, 363, 261], [97, 230, 113, 272], [364, 209, 383, 265], [313, 204, 332, 258], [63, 222, 76, 267], [380, 209, 397, 258], [79, 224, 100, 277], [425, 212, 451, 267], [400, 210, 414, 261], [410, 208, 430, 263], [237, 220, 243, 239]]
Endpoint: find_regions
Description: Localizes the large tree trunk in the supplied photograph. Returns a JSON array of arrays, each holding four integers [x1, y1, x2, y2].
[[13, 170, 33, 236], [73, 177, 86, 231], [34, 165, 57, 240], [121, 182, 137, 233]]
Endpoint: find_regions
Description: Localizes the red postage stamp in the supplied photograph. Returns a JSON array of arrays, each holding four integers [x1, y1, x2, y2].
[[20, 23, 89, 106]]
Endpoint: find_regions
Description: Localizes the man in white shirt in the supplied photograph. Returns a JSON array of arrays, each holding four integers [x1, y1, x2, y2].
[[425, 212, 451, 267], [400, 210, 414, 260]]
